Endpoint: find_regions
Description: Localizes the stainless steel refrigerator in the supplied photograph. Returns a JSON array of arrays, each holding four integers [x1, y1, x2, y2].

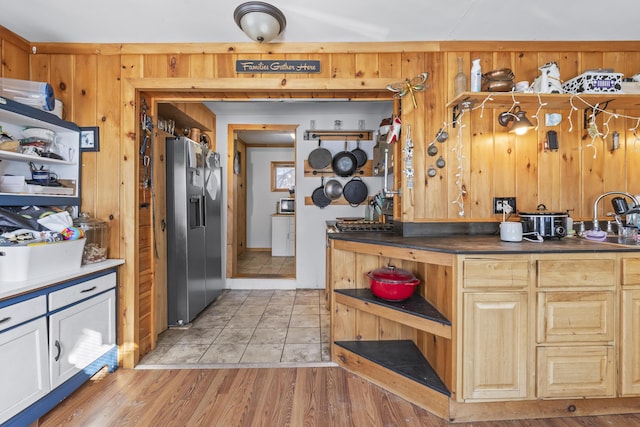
[[166, 136, 223, 326]]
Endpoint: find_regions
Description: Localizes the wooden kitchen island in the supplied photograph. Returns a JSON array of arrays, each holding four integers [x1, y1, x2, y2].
[[327, 232, 640, 423]]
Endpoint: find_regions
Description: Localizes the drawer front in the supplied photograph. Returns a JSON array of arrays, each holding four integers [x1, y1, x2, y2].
[[622, 258, 640, 286], [463, 259, 529, 289], [537, 291, 614, 343], [537, 346, 614, 398], [537, 259, 615, 288], [49, 272, 116, 311], [0, 296, 46, 333]]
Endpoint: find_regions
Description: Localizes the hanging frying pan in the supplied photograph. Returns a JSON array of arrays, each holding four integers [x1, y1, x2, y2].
[[308, 138, 332, 170], [351, 140, 367, 169], [311, 177, 331, 208], [342, 177, 369, 206], [332, 141, 358, 177]]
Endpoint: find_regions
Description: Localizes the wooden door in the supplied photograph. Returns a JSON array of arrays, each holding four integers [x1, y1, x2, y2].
[[462, 292, 528, 400]]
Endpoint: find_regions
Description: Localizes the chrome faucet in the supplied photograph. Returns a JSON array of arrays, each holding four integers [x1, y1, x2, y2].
[[592, 191, 640, 231]]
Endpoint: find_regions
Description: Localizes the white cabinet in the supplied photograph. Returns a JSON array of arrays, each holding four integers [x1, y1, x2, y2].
[[272, 215, 294, 256], [0, 97, 81, 206], [49, 288, 116, 389], [0, 316, 49, 424], [0, 269, 117, 425]]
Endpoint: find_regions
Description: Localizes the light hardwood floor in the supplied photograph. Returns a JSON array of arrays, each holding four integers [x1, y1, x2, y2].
[[40, 367, 640, 427]]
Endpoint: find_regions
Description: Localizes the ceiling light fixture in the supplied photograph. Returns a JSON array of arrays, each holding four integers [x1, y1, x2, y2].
[[498, 105, 535, 135], [234, 2, 286, 43]]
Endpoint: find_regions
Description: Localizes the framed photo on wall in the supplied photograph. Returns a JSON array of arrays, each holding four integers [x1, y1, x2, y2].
[[80, 126, 100, 152]]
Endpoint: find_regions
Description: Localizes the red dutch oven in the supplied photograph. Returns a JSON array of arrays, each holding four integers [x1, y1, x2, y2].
[[366, 265, 420, 301]]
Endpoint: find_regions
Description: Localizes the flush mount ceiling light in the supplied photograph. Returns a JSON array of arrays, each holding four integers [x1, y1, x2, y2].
[[498, 105, 535, 135], [234, 2, 286, 43]]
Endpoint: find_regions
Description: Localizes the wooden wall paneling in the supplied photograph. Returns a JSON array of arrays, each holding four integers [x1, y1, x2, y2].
[[467, 53, 494, 218], [397, 51, 424, 222], [152, 128, 168, 339], [188, 53, 215, 79], [73, 55, 98, 211], [535, 53, 563, 211], [49, 55, 74, 121], [423, 52, 447, 219], [579, 52, 608, 216], [216, 53, 237, 78], [144, 54, 169, 78], [330, 53, 355, 79], [550, 51, 582, 216], [1, 39, 29, 79], [119, 54, 145, 368], [354, 253, 380, 341], [602, 52, 628, 198], [29, 54, 51, 84], [96, 54, 123, 260], [622, 52, 640, 197], [377, 53, 403, 80], [625, 111, 640, 197], [355, 53, 379, 79], [167, 54, 190, 78], [331, 249, 357, 344]]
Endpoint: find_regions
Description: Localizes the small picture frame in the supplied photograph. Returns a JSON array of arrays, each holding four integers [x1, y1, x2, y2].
[[80, 126, 100, 152]]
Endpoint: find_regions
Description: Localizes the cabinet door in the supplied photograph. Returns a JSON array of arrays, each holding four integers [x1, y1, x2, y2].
[[537, 291, 614, 343], [462, 292, 528, 400], [0, 318, 49, 424], [271, 216, 288, 256], [537, 346, 614, 398], [621, 289, 640, 395], [49, 289, 116, 389]]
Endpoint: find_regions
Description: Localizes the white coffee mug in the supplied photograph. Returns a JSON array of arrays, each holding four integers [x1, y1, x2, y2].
[[500, 221, 523, 242]]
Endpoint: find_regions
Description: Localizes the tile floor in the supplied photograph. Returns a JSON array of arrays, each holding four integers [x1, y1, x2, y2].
[[236, 251, 294, 277], [138, 289, 331, 367]]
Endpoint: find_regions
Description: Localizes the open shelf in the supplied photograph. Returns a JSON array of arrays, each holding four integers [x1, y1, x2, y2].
[[447, 91, 640, 110], [334, 288, 451, 338], [304, 129, 374, 141], [335, 340, 450, 396]]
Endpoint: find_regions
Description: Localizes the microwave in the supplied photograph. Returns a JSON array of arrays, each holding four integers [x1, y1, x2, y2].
[[278, 198, 295, 214]]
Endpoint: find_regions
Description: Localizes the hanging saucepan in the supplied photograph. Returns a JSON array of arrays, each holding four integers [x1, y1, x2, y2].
[[351, 140, 367, 169], [342, 176, 368, 206], [308, 138, 332, 170], [332, 141, 358, 177], [311, 177, 331, 208], [324, 178, 343, 200]]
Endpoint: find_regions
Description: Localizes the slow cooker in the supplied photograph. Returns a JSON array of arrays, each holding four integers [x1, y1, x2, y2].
[[519, 206, 568, 239]]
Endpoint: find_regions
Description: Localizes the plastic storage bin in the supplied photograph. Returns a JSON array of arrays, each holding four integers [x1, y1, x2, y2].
[[0, 77, 55, 111], [0, 239, 85, 282]]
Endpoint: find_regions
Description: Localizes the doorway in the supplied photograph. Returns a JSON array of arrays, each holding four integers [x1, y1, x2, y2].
[[227, 124, 298, 279]]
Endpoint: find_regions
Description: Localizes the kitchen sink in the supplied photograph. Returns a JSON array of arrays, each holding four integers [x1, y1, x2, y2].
[[584, 235, 640, 247]]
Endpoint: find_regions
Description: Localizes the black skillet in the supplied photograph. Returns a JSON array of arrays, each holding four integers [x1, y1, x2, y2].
[[342, 176, 368, 206], [308, 139, 332, 170], [311, 177, 331, 208], [351, 140, 367, 169]]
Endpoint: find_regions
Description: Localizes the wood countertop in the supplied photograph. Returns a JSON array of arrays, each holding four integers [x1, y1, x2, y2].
[[328, 232, 640, 254]]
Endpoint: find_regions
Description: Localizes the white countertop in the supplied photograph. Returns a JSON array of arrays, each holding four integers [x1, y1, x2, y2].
[[0, 259, 124, 301]]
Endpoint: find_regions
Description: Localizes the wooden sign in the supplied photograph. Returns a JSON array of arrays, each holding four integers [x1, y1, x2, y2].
[[235, 60, 321, 74]]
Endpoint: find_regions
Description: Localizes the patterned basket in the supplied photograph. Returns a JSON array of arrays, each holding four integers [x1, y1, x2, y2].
[[562, 72, 623, 94]]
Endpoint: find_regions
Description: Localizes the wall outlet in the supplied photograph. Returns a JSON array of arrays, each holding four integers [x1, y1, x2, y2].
[[494, 197, 517, 214]]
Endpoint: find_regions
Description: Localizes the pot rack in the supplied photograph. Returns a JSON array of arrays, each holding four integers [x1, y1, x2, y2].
[[303, 129, 374, 141]]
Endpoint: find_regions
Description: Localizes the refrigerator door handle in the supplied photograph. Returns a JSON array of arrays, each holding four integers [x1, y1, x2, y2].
[[189, 195, 203, 228], [201, 194, 207, 227]]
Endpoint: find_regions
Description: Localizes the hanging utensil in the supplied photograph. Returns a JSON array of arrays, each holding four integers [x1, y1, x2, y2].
[[308, 138, 332, 170], [436, 156, 446, 168], [427, 143, 438, 156], [351, 139, 367, 169]]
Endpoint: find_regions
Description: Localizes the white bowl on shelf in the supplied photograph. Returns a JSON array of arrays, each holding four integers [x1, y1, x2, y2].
[[22, 127, 56, 142]]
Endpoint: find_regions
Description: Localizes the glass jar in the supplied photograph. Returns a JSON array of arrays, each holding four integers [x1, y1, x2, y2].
[[73, 212, 109, 264]]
